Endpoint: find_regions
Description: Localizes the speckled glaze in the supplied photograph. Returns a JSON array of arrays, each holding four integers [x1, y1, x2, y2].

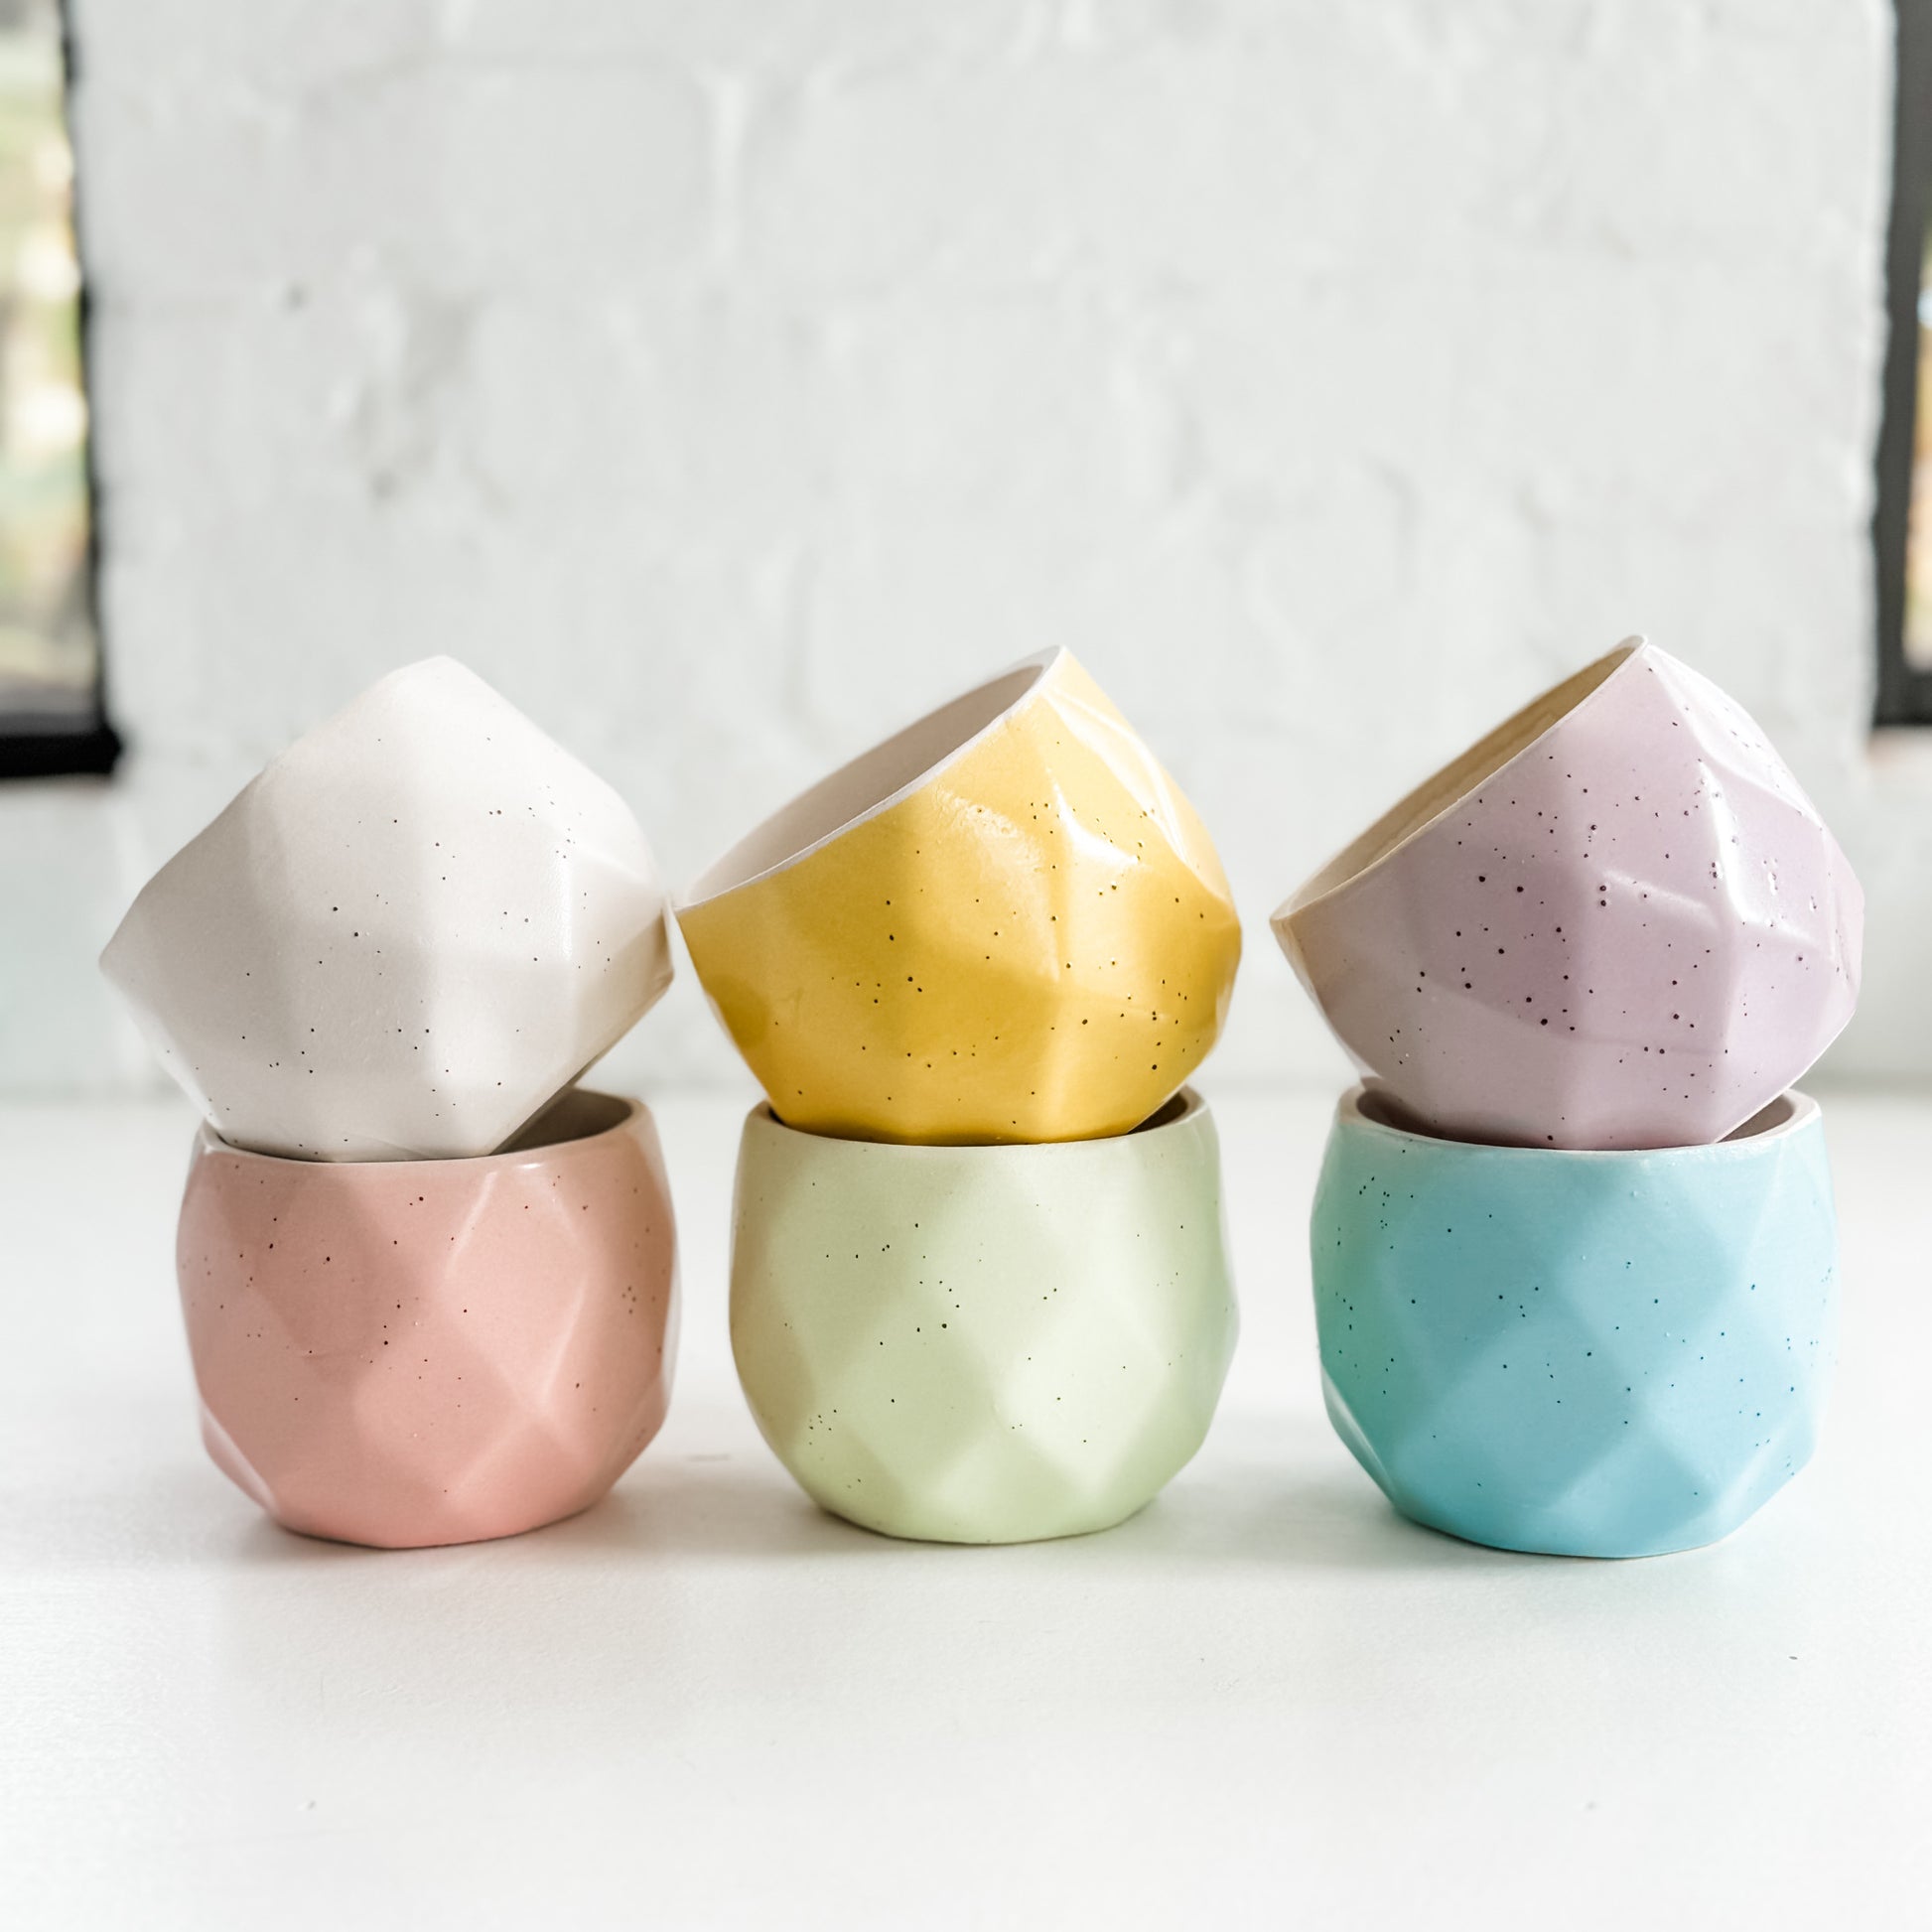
[[730, 1089, 1238, 1543], [1274, 639, 1863, 1151], [1311, 1084, 1837, 1558], [177, 1089, 678, 1549], [103, 658, 674, 1162], [679, 648, 1242, 1145]]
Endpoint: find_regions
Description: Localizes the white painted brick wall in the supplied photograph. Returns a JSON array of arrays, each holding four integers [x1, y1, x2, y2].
[[6, 0, 1925, 1097]]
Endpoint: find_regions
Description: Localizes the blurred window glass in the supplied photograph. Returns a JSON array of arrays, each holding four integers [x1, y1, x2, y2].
[[1908, 236, 1932, 674], [0, 0, 114, 777]]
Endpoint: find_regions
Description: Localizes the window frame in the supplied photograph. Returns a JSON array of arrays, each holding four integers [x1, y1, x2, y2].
[[1876, 0, 1932, 723], [0, 0, 118, 782]]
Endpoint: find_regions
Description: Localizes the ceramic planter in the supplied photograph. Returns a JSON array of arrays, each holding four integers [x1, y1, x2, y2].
[[730, 1088, 1238, 1543], [176, 1088, 678, 1549], [1311, 1084, 1837, 1557], [679, 648, 1242, 1145], [1274, 638, 1863, 1150], [103, 658, 673, 1162]]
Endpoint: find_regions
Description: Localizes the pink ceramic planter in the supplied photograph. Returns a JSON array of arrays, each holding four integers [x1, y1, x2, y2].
[[176, 1089, 678, 1549], [1274, 639, 1863, 1150]]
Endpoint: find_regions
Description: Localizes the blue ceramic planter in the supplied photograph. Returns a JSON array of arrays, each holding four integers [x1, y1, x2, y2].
[[1311, 1086, 1838, 1558]]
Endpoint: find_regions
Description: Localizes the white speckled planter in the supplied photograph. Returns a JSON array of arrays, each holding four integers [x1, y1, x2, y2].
[[730, 1089, 1238, 1544], [101, 658, 673, 1161]]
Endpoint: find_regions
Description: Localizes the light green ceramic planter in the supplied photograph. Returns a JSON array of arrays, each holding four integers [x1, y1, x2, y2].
[[730, 1089, 1238, 1544]]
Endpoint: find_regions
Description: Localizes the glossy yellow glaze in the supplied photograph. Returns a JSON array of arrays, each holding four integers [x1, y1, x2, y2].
[[678, 652, 1242, 1143]]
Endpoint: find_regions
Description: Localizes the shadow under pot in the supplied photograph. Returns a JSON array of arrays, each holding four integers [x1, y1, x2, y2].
[[730, 1088, 1238, 1544], [1311, 1085, 1837, 1558], [176, 1088, 679, 1550]]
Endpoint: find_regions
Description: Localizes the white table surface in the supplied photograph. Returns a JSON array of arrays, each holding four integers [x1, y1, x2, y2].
[[3, 1084, 1927, 1931]]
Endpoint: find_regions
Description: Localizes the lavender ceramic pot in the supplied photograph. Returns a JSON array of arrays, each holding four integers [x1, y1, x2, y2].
[[1273, 639, 1863, 1151]]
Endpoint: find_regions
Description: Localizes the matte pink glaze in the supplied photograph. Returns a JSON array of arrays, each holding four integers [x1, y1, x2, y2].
[[1274, 640, 1863, 1150], [177, 1090, 678, 1548]]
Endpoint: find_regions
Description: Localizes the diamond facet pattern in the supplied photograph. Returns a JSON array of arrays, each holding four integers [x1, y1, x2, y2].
[[730, 1094, 1238, 1543], [1311, 1088, 1838, 1557], [104, 658, 673, 1162], [681, 651, 1241, 1145], [1278, 644, 1863, 1149], [177, 1094, 678, 1549]]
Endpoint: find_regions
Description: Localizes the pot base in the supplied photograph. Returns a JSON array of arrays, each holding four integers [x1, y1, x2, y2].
[[801, 1491, 1159, 1548], [1326, 1380, 1810, 1561]]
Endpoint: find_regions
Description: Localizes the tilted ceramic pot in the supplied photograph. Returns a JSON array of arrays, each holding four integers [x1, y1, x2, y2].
[[730, 1088, 1238, 1543], [177, 1089, 678, 1549], [1274, 638, 1863, 1150], [1311, 1084, 1837, 1558], [679, 648, 1242, 1145], [103, 657, 673, 1162]]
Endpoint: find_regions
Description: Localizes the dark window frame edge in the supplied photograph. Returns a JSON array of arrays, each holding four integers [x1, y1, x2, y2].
[[1876, 1, 1932, 724]]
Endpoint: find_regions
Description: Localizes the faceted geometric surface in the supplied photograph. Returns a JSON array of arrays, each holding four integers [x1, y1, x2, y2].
[[681, 647, 1242, 1145], [177, 1090, 678, 1549], [104, 657, 673, 1162], [730, 1090, 1238, 1543], [1311, 1085, 1838, 1557], [1276, 639, 1863, 1150]]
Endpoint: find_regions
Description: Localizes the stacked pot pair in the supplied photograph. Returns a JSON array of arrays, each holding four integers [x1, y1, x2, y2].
[[680, 648, 1244, 1543], [1275, 638, 1863, 1558], [102, 661, 681, 1549]]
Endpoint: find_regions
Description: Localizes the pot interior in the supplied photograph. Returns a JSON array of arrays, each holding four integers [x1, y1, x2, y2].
[[1135, 1091, 1190, 1134], [496, 1087, 633, 1153], [1354, 1083, 1800, 1148], [683, 657, 1049, 905], [1281, 641, 1638, 918], [756, 1083, 1200, 1145]]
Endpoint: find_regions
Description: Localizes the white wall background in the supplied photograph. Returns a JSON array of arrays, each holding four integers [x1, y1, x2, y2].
[[3, 0, 1924, 1097]]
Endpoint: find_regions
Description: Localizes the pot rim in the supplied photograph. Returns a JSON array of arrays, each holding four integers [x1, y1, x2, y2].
[[1272, 636, 1650, 931], [192, 1086, 645, 1173], [1336, 1081, 1819, 1160], [678, 646, 1065, 913], [746, 1082, 1208, 1154]]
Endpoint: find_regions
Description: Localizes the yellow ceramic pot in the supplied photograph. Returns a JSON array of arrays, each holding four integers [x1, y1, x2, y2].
[[678, 649, 1242, 1144]]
